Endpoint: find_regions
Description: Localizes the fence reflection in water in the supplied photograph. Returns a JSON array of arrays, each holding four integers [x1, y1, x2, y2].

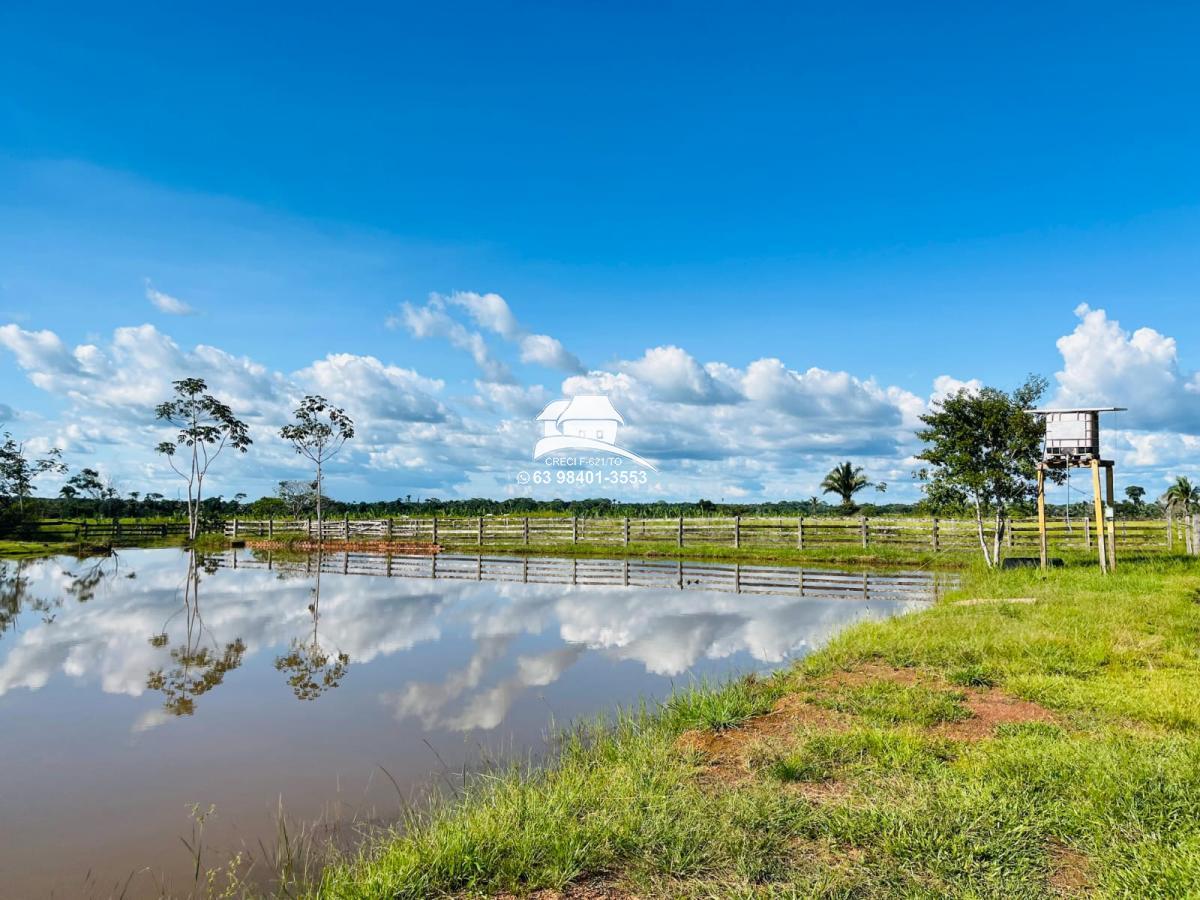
[[218, 551, 955, 603]]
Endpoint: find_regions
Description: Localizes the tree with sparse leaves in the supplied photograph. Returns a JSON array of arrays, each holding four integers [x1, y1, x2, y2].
[[63, 467, 108, 518], [154, 378, 252, 540], [277, 479, 320, 518], [279, 396, 354, 538], [915, 375, 1049, 568], [0, 431, 66, 517]]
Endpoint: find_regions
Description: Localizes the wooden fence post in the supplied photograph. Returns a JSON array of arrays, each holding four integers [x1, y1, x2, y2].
[[386, 518, 394, 540], [477, 516, 483, 545], [307, 516, 312, 538], [268, 515, 274, 539], [432, 516, 439, 544], [232, 517, 239, 538], [733, 515, 740, 549], [623, 516, 630, 545], [931, 517, 939, 552], [523, 516, 529, 544], [677, 516, 684, 547], [1084, 516, 1091, 549], [861, 516, 869, 549], [797, 517, 805, 550], [572, 516, 578, 544], [1090, 459, 1107, 574], [343, 513, 349, 539]]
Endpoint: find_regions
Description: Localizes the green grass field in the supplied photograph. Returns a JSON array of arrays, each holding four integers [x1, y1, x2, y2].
[[304, 558, 1200, 899]]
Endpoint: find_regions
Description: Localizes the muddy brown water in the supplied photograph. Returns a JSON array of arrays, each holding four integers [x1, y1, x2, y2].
[[0, 548, 949, 897]]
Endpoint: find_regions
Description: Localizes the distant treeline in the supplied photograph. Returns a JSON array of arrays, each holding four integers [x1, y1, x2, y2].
[[15, 494, 1167, 521]]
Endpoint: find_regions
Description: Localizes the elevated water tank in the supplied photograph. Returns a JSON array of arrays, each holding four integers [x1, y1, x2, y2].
[[1035, 408, 1125, 463]]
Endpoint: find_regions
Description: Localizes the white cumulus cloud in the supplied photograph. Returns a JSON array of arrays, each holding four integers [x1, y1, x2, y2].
[[1054, 303, 1200, 432]]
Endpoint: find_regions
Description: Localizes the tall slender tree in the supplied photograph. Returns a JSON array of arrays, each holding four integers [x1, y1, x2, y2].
[[279, 395, 354, 538], [155, 378, 252, 540], [820, 461, 871, 511]]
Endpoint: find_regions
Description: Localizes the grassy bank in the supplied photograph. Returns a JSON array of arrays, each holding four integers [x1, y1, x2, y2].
[[0, 539, 80, 559], [312, 558, 1200, 899], [0, 532, 224, 560]]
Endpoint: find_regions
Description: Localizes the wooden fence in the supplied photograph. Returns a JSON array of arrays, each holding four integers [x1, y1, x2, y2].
[[217, 551, 955, 602], [223, 514, 1200, 556], [1, 519, 192, 541]]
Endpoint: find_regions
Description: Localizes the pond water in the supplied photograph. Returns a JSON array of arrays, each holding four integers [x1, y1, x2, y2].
[[0, 548, 948, 898]]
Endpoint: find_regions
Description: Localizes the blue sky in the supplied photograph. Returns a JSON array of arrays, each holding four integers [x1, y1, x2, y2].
[[2, 3, 1198, 503]]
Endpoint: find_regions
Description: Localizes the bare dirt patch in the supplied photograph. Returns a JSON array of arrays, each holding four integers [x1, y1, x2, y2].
[[675, 664, 1060, 780], [1047, 840, 1092, 896], [822, 663, 925, 689], [939, 687, 1059, 740], [674, 694, 852, 782], [821, 663, 1059, 739]]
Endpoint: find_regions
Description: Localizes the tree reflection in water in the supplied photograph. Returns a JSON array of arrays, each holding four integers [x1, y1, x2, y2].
[[274, 553, 350, 700], [0, 560, 27, 639], [1, 551, 127, 632], [146, 551, 245, 717], [62, 551, 129, 605]]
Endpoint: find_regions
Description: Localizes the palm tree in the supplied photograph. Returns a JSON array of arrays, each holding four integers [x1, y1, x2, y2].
[[821, 461, 871, 511], [1163, 477, 1200, 552], [1164, 476, 1200, 514]]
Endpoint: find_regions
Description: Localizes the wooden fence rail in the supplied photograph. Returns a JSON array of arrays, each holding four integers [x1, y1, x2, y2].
[[222, 514, 1200, 556]]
